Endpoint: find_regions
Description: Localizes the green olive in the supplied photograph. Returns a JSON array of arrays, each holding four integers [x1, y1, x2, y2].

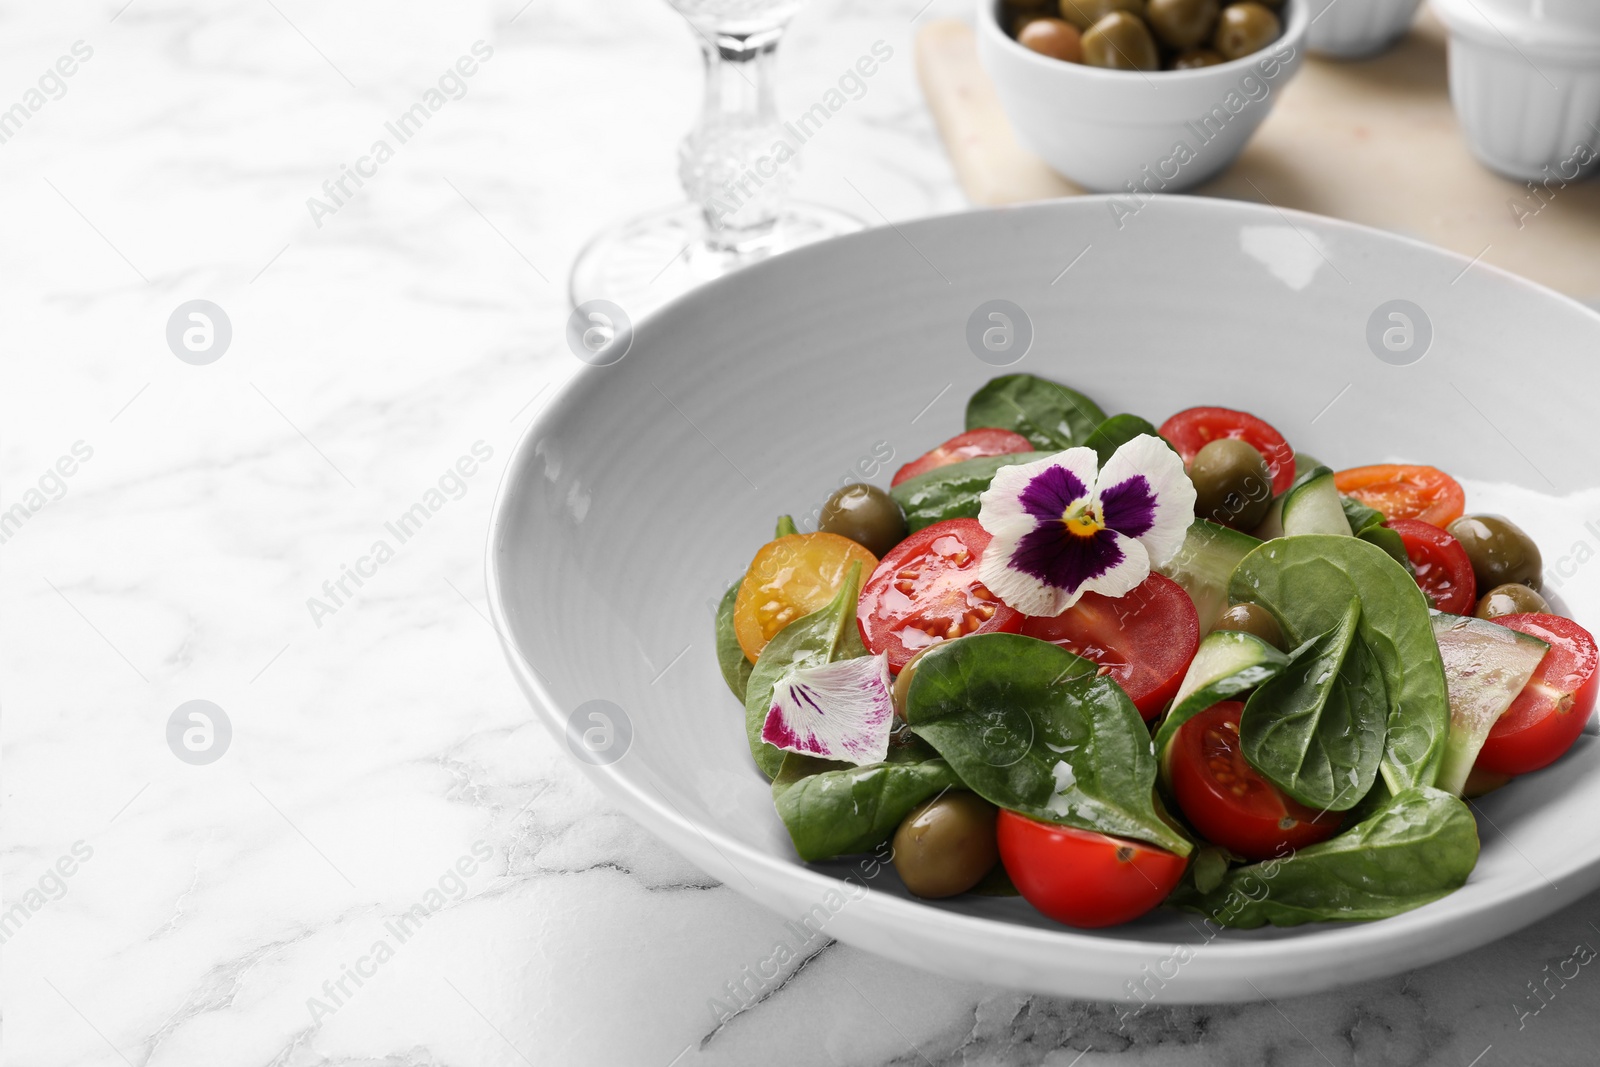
[[1170, 47, 1225, 69], [819, 483, 906, 558], [1081, 11, 1160, 70], [1447, 515, 1544, 593], [1146, 0, 1218, 49], [1474, 582, 1551, 620], [1214, 602, 1285, 650], [1189, 438, 1274, 530], [891, 646, 931, 719], [1018, 17, 1085, 61], [1212, 2, 1280, 60], [1059, 0, 1143, 30], [892, 792, 1000, 899]]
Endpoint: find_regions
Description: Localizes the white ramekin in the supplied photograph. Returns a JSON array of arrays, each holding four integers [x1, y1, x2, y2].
[[1305, 0, 1423, 59], [976, 0, 1310, 193], [1432, 0, 1600, 182]]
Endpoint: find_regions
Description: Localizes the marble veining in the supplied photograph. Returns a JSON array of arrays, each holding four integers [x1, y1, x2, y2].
[[3, 0, 1597, 1064]]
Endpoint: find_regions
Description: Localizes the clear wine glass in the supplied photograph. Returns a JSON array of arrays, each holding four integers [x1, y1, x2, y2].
[[569, 0, 862, 316]]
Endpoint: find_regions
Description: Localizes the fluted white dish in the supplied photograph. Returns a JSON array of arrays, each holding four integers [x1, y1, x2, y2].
[[1306, 0, 1423, 58], [488, 196, 1600, 1001], [1433, 0, 1600, 181]]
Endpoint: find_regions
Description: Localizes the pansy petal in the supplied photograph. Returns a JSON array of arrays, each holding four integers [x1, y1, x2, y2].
[[979, 522, 1144, 616], [1078, 531, 1151, 600], [1095, 434, 1195, 566], [761, 654, 894, 765], [979, 448, 1097, 539]]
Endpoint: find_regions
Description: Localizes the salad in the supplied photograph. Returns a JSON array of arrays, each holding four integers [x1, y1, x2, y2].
[[713, 373, 1598, 929]]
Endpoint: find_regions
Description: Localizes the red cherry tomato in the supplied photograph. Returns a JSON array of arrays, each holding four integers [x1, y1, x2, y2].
[[1389, 518, 1477, 615], [1474, 614, 1598, 776], [1159, 406, 1296, 496], [891, 428, 1034, 488], [858, 518, 1024, 673], [1333, 465, 1465, 527], [997, 810, 1188, 928], [1019, 573, 1199, 720], [1168, 702, 1343, 861]]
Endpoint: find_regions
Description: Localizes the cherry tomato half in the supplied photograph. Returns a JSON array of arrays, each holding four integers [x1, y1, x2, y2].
[[891, 428, 1034, 488], [1168, 702, 1343, 861], [1390, 518, 1477, 615], [858, 518, 1024, 673], [734, 532, 878, 662], [1474, 614, 1599, 776], [1334, 464, 1465, 527], [997, 810, 1188, 928], [1159, 406, 1296, 496], [1020, 573, 1199, 720]]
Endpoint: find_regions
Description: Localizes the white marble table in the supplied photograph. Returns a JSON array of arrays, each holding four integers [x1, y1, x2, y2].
[[4, 1, 1597, 1064]]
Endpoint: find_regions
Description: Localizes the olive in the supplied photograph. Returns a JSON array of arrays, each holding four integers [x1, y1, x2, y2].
[[1447, 515, 1544, 593], [1170, 47, 1225, 69], [891, 646, 931, 719], [1212, 2, 1280, 60], [819, 483, 906, 558], [1189, 438, 1273, 530], [1082, 11, 1160, 70], [1018, 17, 1085, 62], [1146, 0, 1218, 50], [1214, 602, 1285, 650], [1059, 0, 1143, 31], [892, 792, 1000, 899], [1474, 582, 1551, 620]]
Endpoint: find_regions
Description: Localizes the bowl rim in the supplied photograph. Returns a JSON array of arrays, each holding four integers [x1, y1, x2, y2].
[[978, 0, 1312, 83], [487, 194, 1600, 997]]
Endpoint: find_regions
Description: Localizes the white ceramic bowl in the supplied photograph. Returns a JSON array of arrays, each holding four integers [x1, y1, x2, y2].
[[976, 0, 1309, 193], [489, 196, 1600, 1001], [1432, 0, 1600, 181], [1305, 0, 1422, 58]]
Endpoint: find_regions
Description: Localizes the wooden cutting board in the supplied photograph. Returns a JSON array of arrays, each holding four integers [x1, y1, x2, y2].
[[915, 11, 1600, 304]]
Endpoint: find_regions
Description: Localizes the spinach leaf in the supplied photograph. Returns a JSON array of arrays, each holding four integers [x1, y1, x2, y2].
[[772, 742, 961, 861], [744, 562, 869, 778], [1240, 599, 1387, 811], [715, 580, 752, 702], [1341, 496, 1410, 571], [890, 451, 1040, 533], [905, 632, 1191, 855], [1084, 414, 1163, 463], [1168, 787, 1478, 927], [1229, 535, 1449, 793], [965, 374, 1107, 451], [775, 515, 798, 538]]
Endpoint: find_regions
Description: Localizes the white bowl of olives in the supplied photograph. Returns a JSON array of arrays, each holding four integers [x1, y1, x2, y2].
[[978, 0, 1310, 192]]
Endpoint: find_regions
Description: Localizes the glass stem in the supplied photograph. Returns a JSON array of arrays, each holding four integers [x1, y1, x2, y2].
[[678, 25, 793, 255]]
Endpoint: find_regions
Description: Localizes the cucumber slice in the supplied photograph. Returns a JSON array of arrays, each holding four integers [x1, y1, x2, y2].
[[1280, 467, 1354, 538], [1155, 629, 1289, 783], [1432, 612, 1549, 794], [1157, 520, 1262, 633]]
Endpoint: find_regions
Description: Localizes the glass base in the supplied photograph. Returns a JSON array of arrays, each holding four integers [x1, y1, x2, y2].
[[568, 201, 862, 317]]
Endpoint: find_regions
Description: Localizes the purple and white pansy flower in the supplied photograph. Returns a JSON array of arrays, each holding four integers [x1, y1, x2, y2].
[[761, 653, 894, 765], [977, 434, 1196, 618]]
